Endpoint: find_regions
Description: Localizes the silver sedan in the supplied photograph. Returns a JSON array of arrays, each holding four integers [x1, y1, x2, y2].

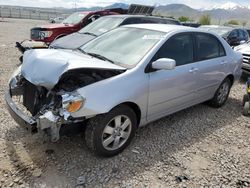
[[6, 24, 242, 156]]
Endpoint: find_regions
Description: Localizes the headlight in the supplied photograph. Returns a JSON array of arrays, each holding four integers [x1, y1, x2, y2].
[[9, 66, 22, 88], [39, 31, 53, 39], [62, 93, 85, 113]]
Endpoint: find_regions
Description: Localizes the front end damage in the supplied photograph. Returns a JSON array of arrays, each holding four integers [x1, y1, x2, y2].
[[6, 63, 124, 142], [6, 74, 82, 142]]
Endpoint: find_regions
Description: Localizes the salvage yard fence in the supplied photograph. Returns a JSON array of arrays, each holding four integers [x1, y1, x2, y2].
[[0, 6, 68, 20]]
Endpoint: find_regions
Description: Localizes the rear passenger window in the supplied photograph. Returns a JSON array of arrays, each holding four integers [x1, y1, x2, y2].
[[196, 33, 225, 61], [153, 34, 194, 66]]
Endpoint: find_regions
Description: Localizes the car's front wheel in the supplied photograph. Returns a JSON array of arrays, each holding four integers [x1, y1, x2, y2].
[[208, 78, 232, 108], [85, 105, 137, 157]]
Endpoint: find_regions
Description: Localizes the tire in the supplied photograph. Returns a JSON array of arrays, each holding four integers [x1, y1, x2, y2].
[[208, 78, 232, 108], [85, 105, 137, 157]]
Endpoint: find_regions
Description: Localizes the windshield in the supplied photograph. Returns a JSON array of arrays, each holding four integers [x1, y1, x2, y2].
[[80, 27, 164, 68], [62, 12, 87, 24], [79, 17, 124, 36]]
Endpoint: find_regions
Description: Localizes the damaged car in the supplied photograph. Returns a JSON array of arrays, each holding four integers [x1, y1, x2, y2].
[[6, 24, 242, 157]]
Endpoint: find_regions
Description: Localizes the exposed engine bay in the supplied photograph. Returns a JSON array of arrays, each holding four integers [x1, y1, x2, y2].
[[54, 69, 124, 92]]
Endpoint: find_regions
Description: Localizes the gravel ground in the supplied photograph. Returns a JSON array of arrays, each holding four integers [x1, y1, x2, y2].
[[0, 18, 250, 188]]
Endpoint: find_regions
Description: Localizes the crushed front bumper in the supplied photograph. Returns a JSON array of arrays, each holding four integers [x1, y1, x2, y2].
[[5, 89, 37, 133]]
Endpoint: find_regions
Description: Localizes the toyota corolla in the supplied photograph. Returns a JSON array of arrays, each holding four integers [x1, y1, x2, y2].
[[5, 24, 242, 156]]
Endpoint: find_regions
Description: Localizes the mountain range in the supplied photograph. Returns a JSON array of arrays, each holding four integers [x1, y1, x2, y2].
[[153, 2, 250, 22], [2, 2, 250, 24], [71, 2, 250, 24]]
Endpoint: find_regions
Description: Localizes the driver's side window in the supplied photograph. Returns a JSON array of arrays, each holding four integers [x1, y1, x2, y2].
[[152, 34, 194, 66]]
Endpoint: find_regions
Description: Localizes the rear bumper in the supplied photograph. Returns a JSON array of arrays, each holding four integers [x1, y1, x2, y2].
[[5, 89, 37, 133]]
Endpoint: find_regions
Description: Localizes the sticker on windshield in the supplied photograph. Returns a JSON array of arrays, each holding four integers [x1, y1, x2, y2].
[[143, 35, 166, 40]]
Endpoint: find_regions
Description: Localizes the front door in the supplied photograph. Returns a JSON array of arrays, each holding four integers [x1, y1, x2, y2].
[[147, 33, 200, 121]]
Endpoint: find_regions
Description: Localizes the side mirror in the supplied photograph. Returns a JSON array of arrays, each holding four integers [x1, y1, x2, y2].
[[152, 58, 176, 71]]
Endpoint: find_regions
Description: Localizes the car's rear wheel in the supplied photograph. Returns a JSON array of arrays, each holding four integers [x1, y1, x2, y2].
[[208, 78, 231, 108], [85, 105, 137, 157]]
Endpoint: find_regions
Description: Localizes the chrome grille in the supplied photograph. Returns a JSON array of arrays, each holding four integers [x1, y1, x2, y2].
[[31, 29, 41, 40], [243, 53, 250, 64]]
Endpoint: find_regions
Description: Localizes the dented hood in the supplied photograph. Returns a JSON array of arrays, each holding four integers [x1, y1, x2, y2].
[[21, 49, 125, 89]]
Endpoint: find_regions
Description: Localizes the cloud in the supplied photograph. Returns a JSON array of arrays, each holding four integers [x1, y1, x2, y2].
[[0, 0, 250, 9]]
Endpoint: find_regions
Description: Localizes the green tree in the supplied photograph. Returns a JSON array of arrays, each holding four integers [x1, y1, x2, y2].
[[199, 14, 211, 25], [228, 20, 239, 25], [178, 16, 190, 22]]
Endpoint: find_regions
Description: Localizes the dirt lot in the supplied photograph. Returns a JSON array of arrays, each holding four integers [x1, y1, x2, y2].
[[0, 18, 250, 188]]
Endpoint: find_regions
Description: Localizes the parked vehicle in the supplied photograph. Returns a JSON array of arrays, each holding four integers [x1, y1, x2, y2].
[[50, 15, 181, 49], [199, 25, 249, 46], [234, 42, 250, 74], [6, 24, 242, 156], [30, 10, 120, 44], [49, 17, 64, 24]]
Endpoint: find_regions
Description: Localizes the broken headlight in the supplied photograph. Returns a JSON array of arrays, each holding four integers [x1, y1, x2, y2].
[[62, 93, 85, 113], [9, 65, 22, 89]]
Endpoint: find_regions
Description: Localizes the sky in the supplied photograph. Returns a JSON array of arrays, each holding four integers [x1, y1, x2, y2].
[[0, 0, 250, 9]]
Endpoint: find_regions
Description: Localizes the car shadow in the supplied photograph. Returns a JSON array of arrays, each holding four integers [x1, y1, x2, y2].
[[3, 95, 243, 187]]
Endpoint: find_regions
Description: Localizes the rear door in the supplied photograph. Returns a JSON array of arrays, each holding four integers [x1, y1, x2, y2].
[[194, 33, 227, 100]]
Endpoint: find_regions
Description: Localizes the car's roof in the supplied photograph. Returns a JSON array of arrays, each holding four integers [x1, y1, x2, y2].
[[104, 14, 178, 21], [123, 24, 197, 33]]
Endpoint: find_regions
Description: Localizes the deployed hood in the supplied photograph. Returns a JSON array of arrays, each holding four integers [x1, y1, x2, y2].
[[50, 32, 95, 49], [234, 43, 250, 54], [21, 49, 125, 89]]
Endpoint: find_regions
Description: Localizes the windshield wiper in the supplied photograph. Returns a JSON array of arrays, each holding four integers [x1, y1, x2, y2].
[[76, 49, 115, 64], [76, 48, 86, 54], [87, 52, 115, 64], [82, 32, 97, 37]]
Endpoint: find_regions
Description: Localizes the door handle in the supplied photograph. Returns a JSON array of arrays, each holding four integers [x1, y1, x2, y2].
[[189, 68, 199, 73], [220, 60, 227, 65]]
